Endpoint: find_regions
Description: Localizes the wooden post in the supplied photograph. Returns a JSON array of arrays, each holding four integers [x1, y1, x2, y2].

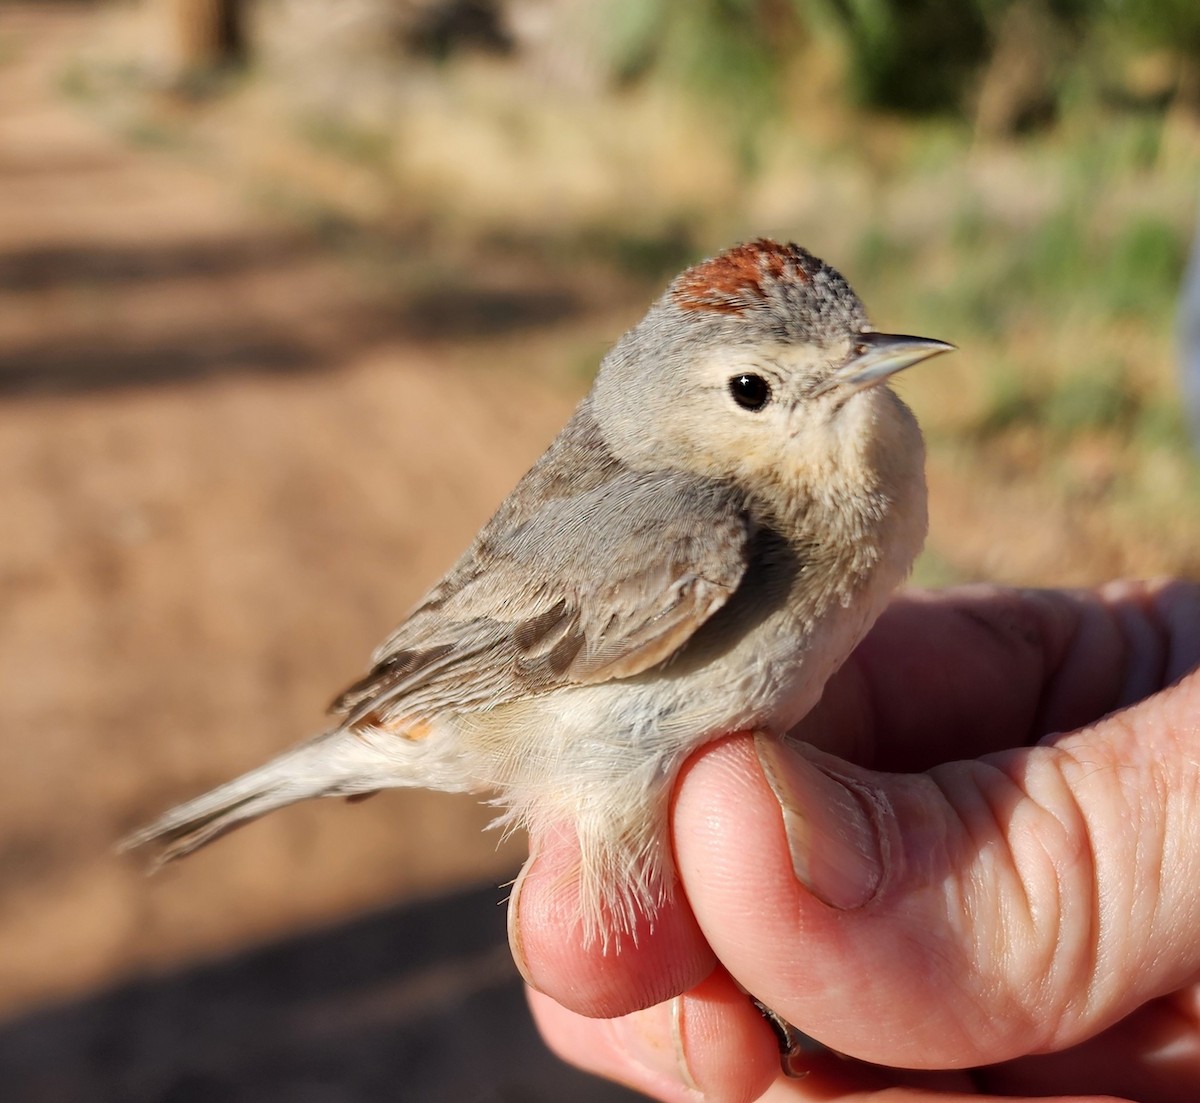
[[155, 0, 246, 77]]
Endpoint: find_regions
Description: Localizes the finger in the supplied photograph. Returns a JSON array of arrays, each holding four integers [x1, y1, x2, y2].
[[758, 1085, 1126, 1103], [674, 669, 1200, 1069], [530, 979, 1106, 1103], [528, 969, 779, 1103], [984, 994, 1200, 1103], [509, 820, 716, 1018], [797, 581, 1200, 772], [1135, 578, 1200, 686]]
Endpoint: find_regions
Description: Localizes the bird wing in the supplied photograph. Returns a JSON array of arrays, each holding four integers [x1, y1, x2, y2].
[[330, 469, 751, 728]]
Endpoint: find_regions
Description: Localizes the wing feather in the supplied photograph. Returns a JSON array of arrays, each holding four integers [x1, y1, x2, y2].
[[331, 466, 750, 729]]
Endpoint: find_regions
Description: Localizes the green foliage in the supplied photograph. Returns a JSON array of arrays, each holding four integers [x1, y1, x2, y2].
[[606, 0, 993, 118], [1068, 116, 1165, 183], [991, 203, 1187, 324], [1042, 362, 1134, 434], [809, 0, 990, 113], [600, 226, 699, 281], [298, 114, 393, 170], [122, 119, 189, 152], [853, 224, 911, 283], [1134, 396, 1192, 451], [1013, 203, 1090, 299], [1104, 215, 1189, 318], [606, 0, 801, 125], [920, 189, 1184, 350], [600, 0, 1200, 125], [1105, 0, 1200, 53], [976, 359, 1146, 440], [976, 366, 1042, 436]]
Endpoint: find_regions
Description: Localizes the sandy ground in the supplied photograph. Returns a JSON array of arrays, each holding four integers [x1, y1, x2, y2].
[[0, 1, 629, 1056], [0, 8, 655, 1098]]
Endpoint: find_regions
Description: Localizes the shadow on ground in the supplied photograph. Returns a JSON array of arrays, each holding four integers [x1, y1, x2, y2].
[[0, 880, 641, 1103], [0, 225, 596, 399]]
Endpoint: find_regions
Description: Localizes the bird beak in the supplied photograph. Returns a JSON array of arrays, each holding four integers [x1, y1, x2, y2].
[[814, 332, 955, 397]]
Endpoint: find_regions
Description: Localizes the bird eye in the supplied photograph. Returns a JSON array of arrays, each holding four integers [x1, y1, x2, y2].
[[728, 373, 771, 411]]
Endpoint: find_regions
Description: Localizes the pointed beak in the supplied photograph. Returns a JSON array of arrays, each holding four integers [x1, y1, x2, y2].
[[814, 332, 955, 397]]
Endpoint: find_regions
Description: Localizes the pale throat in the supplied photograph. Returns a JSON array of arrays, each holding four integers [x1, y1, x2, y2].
[[758, 385, 927, 591]]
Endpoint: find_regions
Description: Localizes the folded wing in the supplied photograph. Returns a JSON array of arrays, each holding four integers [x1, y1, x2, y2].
[[331, 470, 751, 728]]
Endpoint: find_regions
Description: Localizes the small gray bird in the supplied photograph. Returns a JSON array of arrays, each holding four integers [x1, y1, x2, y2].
[[124, 239, 951, 947]]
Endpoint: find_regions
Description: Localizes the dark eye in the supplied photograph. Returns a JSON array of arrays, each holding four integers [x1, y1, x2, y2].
[[728, 373, 771, 411]]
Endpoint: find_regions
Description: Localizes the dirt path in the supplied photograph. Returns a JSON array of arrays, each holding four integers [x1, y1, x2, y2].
[[0, 4, 604, 1017]]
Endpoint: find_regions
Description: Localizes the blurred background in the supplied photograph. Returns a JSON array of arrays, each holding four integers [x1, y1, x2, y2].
[[2, 0, 1198, 1098]]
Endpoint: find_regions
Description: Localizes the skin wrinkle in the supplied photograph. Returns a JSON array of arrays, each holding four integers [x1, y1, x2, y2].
[[1135, 687, 1200, 998], [958, 588, 1078, 751], [1141, 760, 1175, 988], [1008, 742, 1106, 1043], [981, 768, 1054, 1027], [1102, 582, 1170, 707], [928, 755, 1083, 1055], [1044, 769, 1101, 1044], [840, 588, 1089, 771], [956, 604, 1041, 664], [1043, 597, 1130, 741], [1020, 590, 1094, 745], [920, 760, 1027, 1046], [1054, 719, 1174, 1035]]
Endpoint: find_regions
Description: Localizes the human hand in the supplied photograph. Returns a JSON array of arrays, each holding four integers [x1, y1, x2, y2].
[[510, 582, 1200, 1102]]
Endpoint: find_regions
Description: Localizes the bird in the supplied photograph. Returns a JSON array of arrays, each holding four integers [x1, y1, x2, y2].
[[122, 239, 952, 949]]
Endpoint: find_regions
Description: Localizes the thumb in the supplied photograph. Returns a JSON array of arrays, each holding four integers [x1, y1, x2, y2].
[[672, 667, 1200, 1070]]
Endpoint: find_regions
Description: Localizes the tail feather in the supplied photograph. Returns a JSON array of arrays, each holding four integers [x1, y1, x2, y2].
[[120, 728, 371, 867]]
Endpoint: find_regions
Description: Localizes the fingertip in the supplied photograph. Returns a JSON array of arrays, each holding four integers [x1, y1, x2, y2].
[[513, 820, 715, 1018], [528, 972, 780, 1103], [673, 735, 821, 1000], [668, 971, 781, 1101], [674, 733, 802, 918]]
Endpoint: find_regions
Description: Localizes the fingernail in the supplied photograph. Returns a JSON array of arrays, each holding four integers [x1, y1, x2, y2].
[[754, 735, 883, 909], [611, 997, 699, 1095], [507, 849, 538, 989]]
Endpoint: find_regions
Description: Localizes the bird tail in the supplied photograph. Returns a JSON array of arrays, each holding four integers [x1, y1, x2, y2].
[[119, 727, 379, 867]]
